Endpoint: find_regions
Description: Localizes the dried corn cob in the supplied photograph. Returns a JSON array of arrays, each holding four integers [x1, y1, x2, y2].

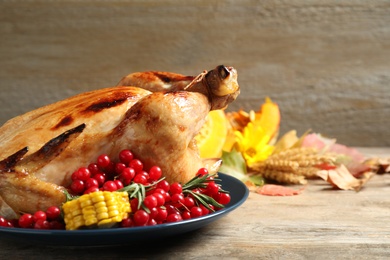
[[62, 191, 130, 230]]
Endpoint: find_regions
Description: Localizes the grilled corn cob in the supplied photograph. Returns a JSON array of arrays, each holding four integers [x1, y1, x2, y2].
[[62, 191, 131, 230]]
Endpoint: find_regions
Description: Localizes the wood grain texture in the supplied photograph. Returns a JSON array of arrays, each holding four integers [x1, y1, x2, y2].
[[0, 0, 390, 146], [0, 147, 389, 259]]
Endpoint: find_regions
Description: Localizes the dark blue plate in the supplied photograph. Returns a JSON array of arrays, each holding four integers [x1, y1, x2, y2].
[[0, 173, 248, 246]]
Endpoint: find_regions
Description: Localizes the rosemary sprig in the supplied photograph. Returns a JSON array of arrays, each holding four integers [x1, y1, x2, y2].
[[182, 173, 229, 212], [119, 177, 165, 213]]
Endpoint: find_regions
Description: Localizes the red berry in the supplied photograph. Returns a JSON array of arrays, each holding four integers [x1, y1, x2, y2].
[[49, 220, 65, 230], [93, 173, 106, 187], [171, 193, 184, 205], [143, 195, 157, 210], [104, 162, 116, 177], [154, 208, 168, 222], [84, 186, 100, 194], [133, 174, 147, 184], [152, 193, 165, 207], [165, 204, 179, 215], [0, 217, 7, 227], [133, 210, 149, 226], [129, 159, 143, 173], [33, 211, 47, 222], [70, 179, 85, 194], [119, 149, 134, 164], [148, 166, 162, 181], [103, 181, 118, 191], [183, 196, 195, 209], [217, 192, 231, 205], [71, 171, 79, 181], [205, 182, 220, 196], [170, 183, 182, 195], [200, 204, 210, 215], [114, 179, 124, 190], [164, 192, 171, 203], [97, 154, 111, 169], [6, 220, 14, 228], [130, 198, 139, 212], [75, 167, 91, 181], [19, 214, 34, 228], [197, 168, 209, 177], [153, 188, 166, 195], [115, 163, 127, 175], [166, 213, 182, 223], [190, 207, 203, 218], [156, 180, 170, 192], [34, 219, 50, 229], [85, 178, 99, 190], [121, 218, 134, 228], [149, 207, 159, 220], [148, 218, 157, 226], [120, 167, 135, 185], [46, 206, 61, 220], [88, 163, 100, 175], [181, 211, 191, 220]]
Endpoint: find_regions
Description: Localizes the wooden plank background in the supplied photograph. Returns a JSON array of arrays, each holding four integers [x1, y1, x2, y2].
[[0, 0, 389, 146]]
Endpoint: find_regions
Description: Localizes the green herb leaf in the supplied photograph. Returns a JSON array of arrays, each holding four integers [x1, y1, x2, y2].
[[219, 149, 250, 181]]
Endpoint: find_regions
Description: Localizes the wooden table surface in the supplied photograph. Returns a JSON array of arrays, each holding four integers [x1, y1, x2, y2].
[[0, 147, 389, 259]]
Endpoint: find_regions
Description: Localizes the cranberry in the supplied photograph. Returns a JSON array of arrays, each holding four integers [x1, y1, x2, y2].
[[133, 174, 147, 184], [169, 182, 182, 195], [148, 166, 162, 181], [18, 214, 34, 228], [97, 154, 111, 169], [0, 217, 8, 227], [115, 163, 127, 175], [46, 206, 61, 220], [33, 211, 46, 222], [190, 207, 203, 218], [74, 167, 91, 181], [93, 173, 106, 187], [34, 219, 50, 229], [156, 180, 170, 192], [85, 178, 99, 190], [152, 193, 165, 207], [70, 179, 85, 194], [102, 181, 118, 192], [119, 149, 134, 164], [129, 159, 143, 173], [166, 213, 182, 223], [121, 218, 134, 228], [143, 195, 157, 210], [133, 210, 149, 226], [197, 168, 209, 177]]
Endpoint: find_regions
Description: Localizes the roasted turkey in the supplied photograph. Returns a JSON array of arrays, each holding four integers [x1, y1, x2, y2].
[[0, 65, 239, 219]]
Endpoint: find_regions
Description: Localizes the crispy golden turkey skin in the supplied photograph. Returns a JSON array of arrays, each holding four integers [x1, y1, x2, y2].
[[0, 65, 240, 218]]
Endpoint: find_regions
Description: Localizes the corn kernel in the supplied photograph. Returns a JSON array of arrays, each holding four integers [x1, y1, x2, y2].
[[62, 191, 131, 230]]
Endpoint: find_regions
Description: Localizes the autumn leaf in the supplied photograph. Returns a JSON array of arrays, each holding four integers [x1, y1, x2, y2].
[[316, 164, 374, 191], [256, 184, 304, 196], [366, 157, 390, 174], [220, 149, 264, 186]]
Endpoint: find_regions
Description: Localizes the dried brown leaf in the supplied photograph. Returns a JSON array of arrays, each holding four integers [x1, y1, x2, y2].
[[363, 157, 390, 174], [316, 164, 374, 191]]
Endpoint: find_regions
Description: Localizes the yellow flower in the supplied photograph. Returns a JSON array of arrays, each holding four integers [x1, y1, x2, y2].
[[234, 122, 274, 166]]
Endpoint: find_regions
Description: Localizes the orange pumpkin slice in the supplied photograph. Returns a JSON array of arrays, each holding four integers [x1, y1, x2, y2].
[[195, 110, 228, 158], [252, 97, 280, 145]]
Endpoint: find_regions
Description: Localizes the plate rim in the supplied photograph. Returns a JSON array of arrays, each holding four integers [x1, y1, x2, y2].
[[0, 173, 249, 245]]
